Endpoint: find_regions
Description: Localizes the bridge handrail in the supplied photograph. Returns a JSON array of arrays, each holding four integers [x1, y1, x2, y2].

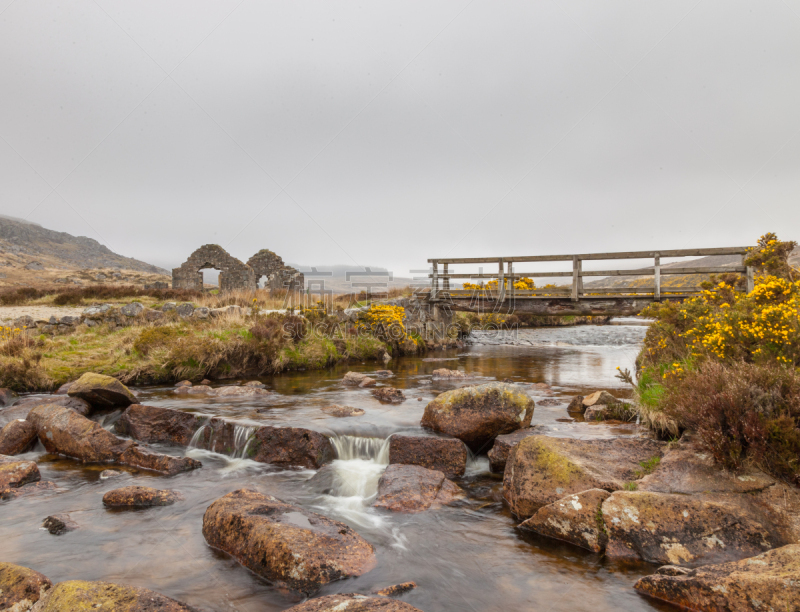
[[425, 246, 754, 302]]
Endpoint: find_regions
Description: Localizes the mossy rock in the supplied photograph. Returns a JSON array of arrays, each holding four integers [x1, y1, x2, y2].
[[421, 382, 534, 452], [0, 562, 52, 610], [31, 580, 199, 611], [67, 372, 136, 409]]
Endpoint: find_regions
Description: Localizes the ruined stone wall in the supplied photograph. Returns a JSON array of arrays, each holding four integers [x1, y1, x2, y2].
[[172, 244, 255, 291]]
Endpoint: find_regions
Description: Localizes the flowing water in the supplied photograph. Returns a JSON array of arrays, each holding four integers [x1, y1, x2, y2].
[[1, 322, 675, 612]]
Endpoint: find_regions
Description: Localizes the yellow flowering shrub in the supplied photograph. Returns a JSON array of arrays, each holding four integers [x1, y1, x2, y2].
[[462, 277, 537, 291], [357, 304, 407, 341]]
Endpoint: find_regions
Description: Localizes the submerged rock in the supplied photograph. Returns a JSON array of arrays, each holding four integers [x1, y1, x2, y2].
[[210, 385, 272, 397], [421, 382, 535, 453], [0, 419, 38, 455], [0, 454, 41, 491], [371, 387, 406, 404], [67, 372, 136, 409], [31, 580, 199, 611], [359, 377, 377, 388], [518, 488, 611, 553], [343, 371, 370, 385], [0, 562, 52, 610], [634, 543, 800, 612], [202, 489, 376, 595], [602, 490, 789, 566], [431, 368, 467, 379], [487, 427, 539, 474], [502, 435, 665, 519], [285, 594, 423, 611], [566, 396, 585, 413], [321, 405, 365, 417], [43, 513, 79, 535], [0, 388, 18, 407], [373, 464, 463, 513], [374, 582, 417, 597], [103, 486, 182, 508], [388, 434, 468, 478], [26, 404, 200, 475]]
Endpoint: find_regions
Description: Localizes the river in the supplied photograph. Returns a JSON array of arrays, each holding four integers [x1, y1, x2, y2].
[[1, 322, 675, 612]]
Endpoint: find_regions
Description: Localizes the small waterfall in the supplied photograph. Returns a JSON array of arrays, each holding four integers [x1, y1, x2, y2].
[[231, 425, 256, 459], [329, 435, 391, 464], [187, 417, 212, 449]]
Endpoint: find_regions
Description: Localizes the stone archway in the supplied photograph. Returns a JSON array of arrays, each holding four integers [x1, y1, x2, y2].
[[172, 245, 255, 291], [247, 250, 304, 293]]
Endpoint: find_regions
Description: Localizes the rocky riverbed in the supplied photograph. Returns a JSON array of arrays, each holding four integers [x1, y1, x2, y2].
[[0, 322, 797, 612]]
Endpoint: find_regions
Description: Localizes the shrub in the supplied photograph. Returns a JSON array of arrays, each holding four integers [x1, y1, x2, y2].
[[133, 326, 185, 356], [357, 304, 407, 342], [660, 361, 800, 484]]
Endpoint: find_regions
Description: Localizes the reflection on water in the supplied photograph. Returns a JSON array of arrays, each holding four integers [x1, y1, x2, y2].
[[0, 322, 671, 612]]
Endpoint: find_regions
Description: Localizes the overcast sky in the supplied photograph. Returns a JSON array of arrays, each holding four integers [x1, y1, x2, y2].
[[2, 0, 800, 279]]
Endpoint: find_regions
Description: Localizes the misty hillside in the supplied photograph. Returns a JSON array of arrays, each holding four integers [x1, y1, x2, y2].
[[0, 215, 168, 275]]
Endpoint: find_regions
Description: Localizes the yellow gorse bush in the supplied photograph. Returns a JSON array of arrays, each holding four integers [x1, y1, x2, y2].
[[1, 326, 23, 341], [357, 304, 407, 341], [643, 275, 800, 367], [462, 277, 537, 291]]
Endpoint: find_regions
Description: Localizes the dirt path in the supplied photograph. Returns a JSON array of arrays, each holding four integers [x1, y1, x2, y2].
[[0, 305, 85, 324]]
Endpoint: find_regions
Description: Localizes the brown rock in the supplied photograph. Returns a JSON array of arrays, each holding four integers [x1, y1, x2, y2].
[[67, 372, 136, 408], [487, 427, 539, 473], [421, 382, 535, 453], [202, 489, 376, 595], [601, 490, 789, 566], [371, 387, 406, 404], [0, 562, 52, 610], [374, 582, 417, 597], [117, 446, 201, 476], [0, 454, 41, 490], [250, 426, 334, 468], [100, 469, 124, 479], [175, 380, 192, 387], [285, 594, 423, 611], [243, 381, 265, 388], [31, 580, 199, 611], [502, 435, 665, 519], [358, 377, 377, 388], [388, 434, 468, 478], [431, 368, 466, 379], [10, 395, 92, 418], [582, 390, 617, 407], [200, 379, 212, 385], [373, 464, 463, 513], [209, 385, 272, 397], [634, 544, 800, 612], [103, 486, 182, 508], [0, 387, 18, 407], [566, 396, 585, 413], [115, 404, 202, 446], [55, 381, 73, 394], [43, 513, 78, 535], [1, 480, 57, 501], [27, 404, 200, 475], [0, 419, 38, 455], [343, 371, 369, 385], [518, 488, 611, 553], [375, 370, 394, 378], [321, 405, 365, 417]]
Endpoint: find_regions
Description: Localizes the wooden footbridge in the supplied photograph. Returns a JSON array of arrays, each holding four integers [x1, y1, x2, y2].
[[419, 247, 754, 317]]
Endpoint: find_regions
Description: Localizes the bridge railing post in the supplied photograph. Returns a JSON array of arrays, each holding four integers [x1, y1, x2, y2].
[[508, 261, 514, 307], [654, 252, 661, 301], [571, 256, 581, 301], [443, 263, 449, 292], [431, 261, 438, 300], [498, 259, 505, 302], [746, 265, 754, 293]]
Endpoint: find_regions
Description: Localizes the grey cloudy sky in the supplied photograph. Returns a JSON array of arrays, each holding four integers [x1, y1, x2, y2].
[[2, 0, 800, 278]]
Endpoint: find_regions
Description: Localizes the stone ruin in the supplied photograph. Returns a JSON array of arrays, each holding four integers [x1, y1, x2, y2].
[[172, 244, 304, 293]]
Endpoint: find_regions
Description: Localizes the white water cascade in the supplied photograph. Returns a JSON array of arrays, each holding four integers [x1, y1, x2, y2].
[[187, 417, 212, 449], [230, 425, 256, 459]]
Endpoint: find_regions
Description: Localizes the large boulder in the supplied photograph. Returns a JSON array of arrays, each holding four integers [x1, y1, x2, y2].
[[285, 594, 423, 611], [421, 382, 534, 453], [0, 454, 41, 491], [601, 490, 790, 566], [388, 434, 468, 478], [202, 489, 376, 595], [67, 372, 136, 408], [249, 426, 334, 469], [103, 486, 182, 508], [371, 388, 406, 404], [502, 435, 665, 519], [26, 404, 200, 475], [582, 390, 618, 407], [0, 419, 38, 455], [487, 427, 540, 474], [115, 404, 202, 446], [0, 562, 52, 610], [6, 395, 91, 421], [373, 464, 463, 513], [518, 488, 611, 553], [30, 580, 199, 611], [634, 544, 800, 612]]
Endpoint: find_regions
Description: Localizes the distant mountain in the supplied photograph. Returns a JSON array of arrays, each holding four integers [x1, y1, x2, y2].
[[0, 215, 168, 275], [288, 263, 418, 294]]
